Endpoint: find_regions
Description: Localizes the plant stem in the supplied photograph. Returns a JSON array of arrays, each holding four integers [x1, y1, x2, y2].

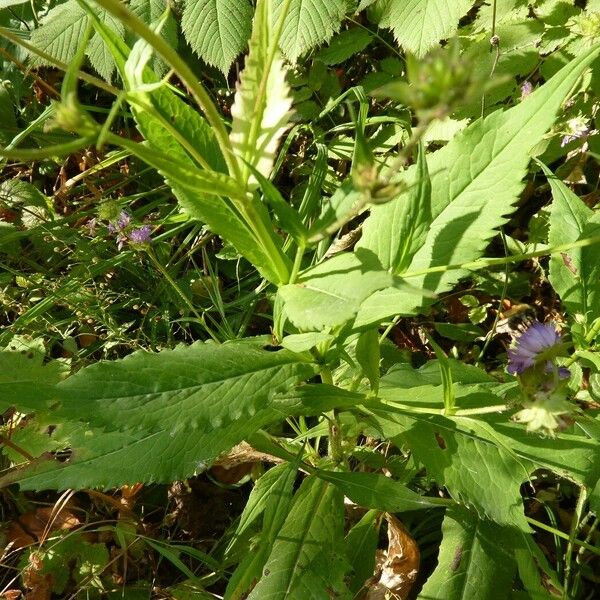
[[320, 366, 344, 465], [526, 517, 600, 556], [146, 250, 219, 342], [91, 0, 240, 181], [563, 485, 588, 598]]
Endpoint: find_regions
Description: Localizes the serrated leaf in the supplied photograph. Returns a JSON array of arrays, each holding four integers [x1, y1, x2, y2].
[[418, 506, 516, 600], [357, 141, 431, 273], [274, 0, 347, 62], [379, 0, 472, 58], [0, 350, 65, 412], [356, 43, 600, 324], [545, 162, 600, 329], [230, 0, 293, 187], [278, 250, 393, 331], [2, 365, 357, 491], [182, 0, 253, 75], [28, 0, 123, 81], [247, 476, 349, 599], [56, 339, 315, 434]]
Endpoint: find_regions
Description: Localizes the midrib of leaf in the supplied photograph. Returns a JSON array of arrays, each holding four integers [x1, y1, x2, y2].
[[459, 518, 481, 600], [282, 479, 330, 596]]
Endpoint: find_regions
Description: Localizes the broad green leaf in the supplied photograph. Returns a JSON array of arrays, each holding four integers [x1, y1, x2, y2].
[[278, 250, 392, 331], [370, 401, 531, 531], [182, 0, 253, 75], [356, 43, 600, 324], [545, 162, 600, 329], [357, 141, 432, 273], [378, 0, 473, 58], [418, 506, 516, 600], [0, 351, 64, 412], [345, 510, 380, 594], [56, 339, 315, 433], [1, 365, 354, 490], [316, 470, 442, 511], [230, 0, 293, 188], [247, 476, 349, 599], [274, 0, 347, 62], [281, 332, 334, 353], [28, 0, 123, 80]]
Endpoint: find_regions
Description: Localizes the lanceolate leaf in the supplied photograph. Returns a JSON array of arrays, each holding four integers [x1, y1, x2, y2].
[[545, 162, 600, 328], [356, 43, 600, 326], [55, 339, 316, 434], [418, 506, 516, 600], [182, 0, 253, 75], [378, 0, 472, 58], [247, 476, 349, 599], [274, 0, 347, 62], [230, 0, 293, 188]]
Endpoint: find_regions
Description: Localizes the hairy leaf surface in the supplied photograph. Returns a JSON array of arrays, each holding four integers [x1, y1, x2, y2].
[[378, 0, 472, 57], [182, 0, 253, 75], [274, 0, 347, 62], [357, 44, 600, 325]]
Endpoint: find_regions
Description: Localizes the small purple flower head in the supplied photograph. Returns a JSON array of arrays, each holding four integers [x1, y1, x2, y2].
[[84, 217, 97, 236], [520, 81, 533, 100], [117, 211, 132, 229], [128, 225, 152, 245], [560, 117, 589, 147], [507, 321, 564, 375]]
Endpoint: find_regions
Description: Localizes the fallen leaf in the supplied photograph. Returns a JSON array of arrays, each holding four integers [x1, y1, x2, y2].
[[364, 514, 420, 600]]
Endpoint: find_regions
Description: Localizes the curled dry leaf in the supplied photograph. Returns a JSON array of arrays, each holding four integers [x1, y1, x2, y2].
[[364, 514, 420, 600], [6, 506, 80, 550]]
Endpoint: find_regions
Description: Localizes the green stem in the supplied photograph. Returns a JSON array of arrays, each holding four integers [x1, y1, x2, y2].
[[146, 250, 219, 342], [0, 136, 97, 160], [403, 235, 600, 279], [289, 245, 305, 284], [563, 486, 588, 598], [91, 0, 239, 181], [321, 366, 344, 465], [526, 516, 600, 556]]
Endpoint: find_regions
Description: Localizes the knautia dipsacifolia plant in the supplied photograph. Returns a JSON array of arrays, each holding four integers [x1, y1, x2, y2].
[[1, 0, 600, 597]]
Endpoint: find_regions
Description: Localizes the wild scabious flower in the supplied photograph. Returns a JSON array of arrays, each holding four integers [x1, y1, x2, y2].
[[128, 225, 152, 245], [507, 322, 566, 375], [560, 117, 589, 147], [507, 321, 574, 436]]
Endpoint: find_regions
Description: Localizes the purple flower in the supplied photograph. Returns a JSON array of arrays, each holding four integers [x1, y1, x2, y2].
[[560, 117, 589, 147], [520, 81, 533, 100], [128, 225, 152, 245], [507, 322, 564, 375], [117, 211, 132, 229]]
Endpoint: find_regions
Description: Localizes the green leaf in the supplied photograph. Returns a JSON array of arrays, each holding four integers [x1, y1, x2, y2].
[[544, 162, 600, 329], [316, 470, 442, 511], [358, 141, 432, 273], [0, 350, 65, 413], [278, 250, 393, 331], [418, 506, 516, 600], [2, 363, 359, 491], [230, 0, 293, 187], [56, 339, 315, 433], [355, 328, 380, 394], [246, 476, 349, 599], [357, 43, 600, 323], [378, 0, 473, 58], [345, 510, 380, 594], [28, 0, 123, 81], [316, 27, 372, 65], [274, 0, 347, 62], [370, 404, 531, 531], [182, 0, 253, 75]]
